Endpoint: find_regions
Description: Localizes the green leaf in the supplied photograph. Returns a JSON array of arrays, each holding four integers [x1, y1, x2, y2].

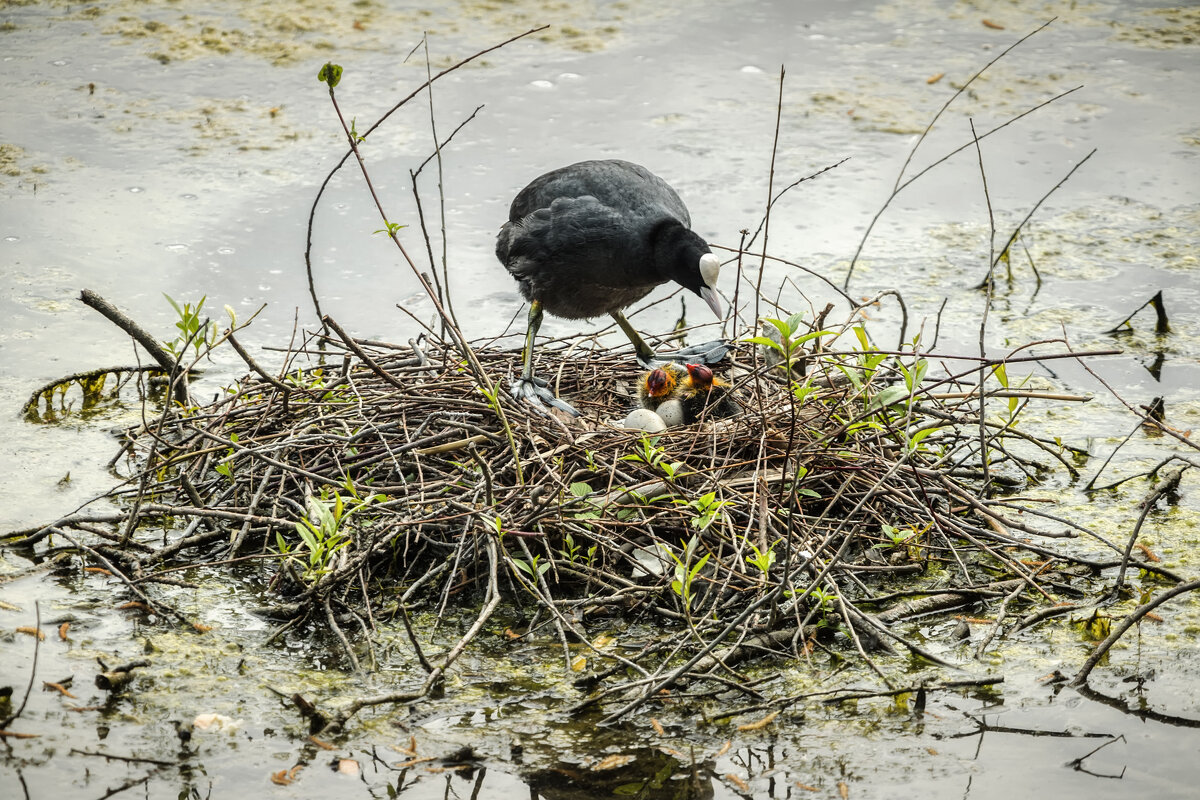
[[792, 384, 818, 404], [743, 335, 784, 354], [906, 427, 938, 451], [296, 524, 318, 552], [764, 317, 791, 341], [163, 293, 183, 317], [569, 482, 593, 497], [863, 352, 888, 371], [836, 364, 863, 392], [318, 62, 343, 88], [793, 329, 835, 346], [903, 358, 928, 391], [869, 385, 912, 411], [786, 312, 806, 337]]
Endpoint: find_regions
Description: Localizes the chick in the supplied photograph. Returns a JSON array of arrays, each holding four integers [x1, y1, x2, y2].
[[636, 365, 685, 412], [681, 363, 739, 423]]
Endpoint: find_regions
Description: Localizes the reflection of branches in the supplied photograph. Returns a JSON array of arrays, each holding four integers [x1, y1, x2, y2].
[[1073, 682, 1200, 729], [1066, 735, 1126, 779], [950, 713, 1111, 740], [0, 601, 40, 731], [1071, 340, 1200, 455]]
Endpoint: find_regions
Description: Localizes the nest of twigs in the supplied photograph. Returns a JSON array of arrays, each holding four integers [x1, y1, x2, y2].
[[14, 310, 1168, 726]]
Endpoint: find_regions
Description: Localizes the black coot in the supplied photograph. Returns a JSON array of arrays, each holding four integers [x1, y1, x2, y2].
[[496, 159, 727, 415]]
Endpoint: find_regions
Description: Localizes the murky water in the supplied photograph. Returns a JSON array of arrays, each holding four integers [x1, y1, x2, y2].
[[2, 0, 1198, 797]]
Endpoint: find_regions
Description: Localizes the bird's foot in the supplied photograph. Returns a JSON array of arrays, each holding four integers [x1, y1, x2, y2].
[[509, 376, 580, 417], [639, 340, 731, 369]]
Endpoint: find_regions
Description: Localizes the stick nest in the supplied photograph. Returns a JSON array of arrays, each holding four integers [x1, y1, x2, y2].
[[14, 323, 1119, 722]]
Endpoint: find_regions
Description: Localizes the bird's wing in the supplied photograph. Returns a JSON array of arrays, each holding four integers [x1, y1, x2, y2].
[[503, 195, 658, 286], [507, 160, 691, 228]]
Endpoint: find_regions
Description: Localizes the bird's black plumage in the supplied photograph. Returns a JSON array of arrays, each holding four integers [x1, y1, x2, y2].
[[497, 159, 715, 319], [496, 159, 726, 415]]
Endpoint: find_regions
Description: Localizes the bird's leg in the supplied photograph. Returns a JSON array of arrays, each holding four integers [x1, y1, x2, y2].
[[608, 310, 658, 366], [609, 310, 730, 369], [511, 301, 580, 416], [519, 300, 543, 384]]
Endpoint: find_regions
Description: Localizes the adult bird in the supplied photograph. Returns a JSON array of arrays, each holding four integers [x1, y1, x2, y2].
[[496, 159, 727, 415]]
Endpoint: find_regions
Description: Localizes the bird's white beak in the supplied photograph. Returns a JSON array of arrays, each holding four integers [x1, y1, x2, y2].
[[698, 253, 722, 318], [699, 285, 722, 318]]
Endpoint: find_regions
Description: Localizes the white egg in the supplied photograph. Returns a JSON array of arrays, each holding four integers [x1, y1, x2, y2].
[[623, 408, 667, 433], [656, 399, 685, 427]]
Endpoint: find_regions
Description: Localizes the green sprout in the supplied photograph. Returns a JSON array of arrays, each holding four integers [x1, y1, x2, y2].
[[279, 488, 380, 584], [621, 435, 685, 481], [163, 293, 217, 360], [745, 541, 778, 577], [675, 491, 734, 532], [660, 536, 710, 612]]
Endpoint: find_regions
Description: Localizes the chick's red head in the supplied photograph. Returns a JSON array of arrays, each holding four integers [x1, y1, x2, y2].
[[685, 363, 714, 389], [645, 368, 676, 398]]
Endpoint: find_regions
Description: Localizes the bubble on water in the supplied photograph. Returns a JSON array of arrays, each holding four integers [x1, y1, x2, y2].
[[127, 186, 144, 193], [3, 236, 18, 243], [530, 79, 554, 89], [181, 193, 197, 201], [217, 246, 235, 255], [740, 65, 763, 74], [165, 243, 189, 253]]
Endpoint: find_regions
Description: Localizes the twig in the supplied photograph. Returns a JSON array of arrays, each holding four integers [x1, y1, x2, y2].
[[1071, 578, 1200, 686], [0, 601, 41, 730], [79, 290, 185, 405], [302, 27, 546, 326]]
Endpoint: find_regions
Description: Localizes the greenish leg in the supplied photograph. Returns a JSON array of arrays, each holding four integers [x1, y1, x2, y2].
[[521, 300, 544, 383], [609, 310, 657, 365]]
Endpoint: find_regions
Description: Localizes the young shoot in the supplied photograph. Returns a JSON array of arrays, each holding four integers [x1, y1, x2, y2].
[[621, 435, 685, 481], [163, 294, 218, 361]]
